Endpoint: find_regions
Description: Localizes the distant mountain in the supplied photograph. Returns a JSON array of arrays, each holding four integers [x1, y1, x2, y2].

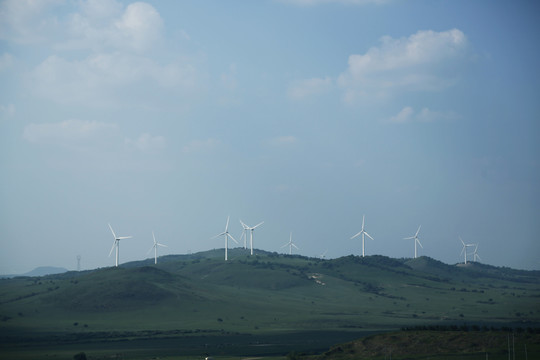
[[0, 266, 69, 278]]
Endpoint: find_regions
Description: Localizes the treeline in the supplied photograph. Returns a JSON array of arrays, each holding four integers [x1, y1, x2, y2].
[[401, 324, 540, 333]]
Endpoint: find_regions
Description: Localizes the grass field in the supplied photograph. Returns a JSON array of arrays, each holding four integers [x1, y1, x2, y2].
[[0, 250, 538, 359]]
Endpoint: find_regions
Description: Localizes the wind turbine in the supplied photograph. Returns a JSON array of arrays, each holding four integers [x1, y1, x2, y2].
[[319, 250, 328, 259], [108, 223, 132, 267], [212, 216, 238, 261], [239, 220, 264, 256], [281, 232, 299, 255], [459, 237, 475, 264], [350, 215, 374, 257], [473, 244, 482, 262], [404, 225, 423, 259], [147, 231, 167, 264]]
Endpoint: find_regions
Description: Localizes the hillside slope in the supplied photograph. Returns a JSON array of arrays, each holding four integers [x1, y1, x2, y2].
[[0, 250, 538, 337]]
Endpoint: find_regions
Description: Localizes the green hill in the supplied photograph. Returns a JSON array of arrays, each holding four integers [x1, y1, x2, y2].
[[0, 250, 538, 359]]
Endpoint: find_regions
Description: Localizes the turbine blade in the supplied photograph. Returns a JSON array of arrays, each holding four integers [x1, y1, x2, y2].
[[417, 239, 423, 248], [365, 232, 374, 240], [415, 225, 421, 237], [228, 233, 239, 244], [152, 232, 156, 243], [117, 236, 132, 240], [157, 243, 167, 248], [146, 246, 155, 255], [362, 215, 365, 230], [460, 237, 465, 246], [404, 236, 414, 240], [351, 231, 362, 239], [211, 232, 225, 239], [109, 241, 116, 257], [239, 219, 248, 229], [108, 223, 117, 239], [253, 221, 264, 229], [292, 243, 299, 250], [225, 216, 230, 232], [281, 243, 289, 248]]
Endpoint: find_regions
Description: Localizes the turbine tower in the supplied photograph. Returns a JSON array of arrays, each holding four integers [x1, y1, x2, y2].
[[212, 216, 238, 261], [147, 231, 167, 264], [404, 225, 423, 259], [76, 255, 81, 271], [459, 237, 475, 264], [350, 215, 374, 257], [281, 232, 299, 255], [239, 220, 264, 256], [108, 223, 132, 267]]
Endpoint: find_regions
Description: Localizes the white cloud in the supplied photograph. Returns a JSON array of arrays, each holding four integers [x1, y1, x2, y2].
[[287, 77, 333, 100], [22, 119, 117, 144], [64, 1, 163, 53], [28, 52, 200, 106], [125, 133, 166, 152], [336, 29, 468, 103], [182, 138, 220, 153], [388, 106, 460, 123], [0, 0, 63, 44]]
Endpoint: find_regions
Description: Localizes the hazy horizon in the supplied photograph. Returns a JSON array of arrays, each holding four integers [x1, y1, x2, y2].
[[1, 0, 539, 274]]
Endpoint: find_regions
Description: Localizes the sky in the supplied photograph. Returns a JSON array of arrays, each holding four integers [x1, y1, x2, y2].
[[0, 0, 539, 274]]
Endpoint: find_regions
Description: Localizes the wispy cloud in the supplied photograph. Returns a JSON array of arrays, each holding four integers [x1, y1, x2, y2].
[[22, 119, 117, 144], [287, 77, 333, 100], [0, 104, 16, 119], [28, 52, 200, 106], [387, 106, 460, 123], [0, 53, 14, 72], [266, 135, 299, 147], [278, 0, 390, 6], [182, 138, 220, 153], [125, 133, 166, 152]]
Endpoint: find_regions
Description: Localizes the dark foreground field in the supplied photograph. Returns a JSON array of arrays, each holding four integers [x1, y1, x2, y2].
[[2, 329, 539, 360], [0, 329, 370, 359]]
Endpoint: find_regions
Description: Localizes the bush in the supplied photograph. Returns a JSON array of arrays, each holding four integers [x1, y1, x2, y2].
[[73, 352, 87, 360]]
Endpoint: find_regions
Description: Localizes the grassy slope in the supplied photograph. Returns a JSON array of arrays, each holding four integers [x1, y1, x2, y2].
[[0, 250, 539, 338], [303, 330, 540, 360]]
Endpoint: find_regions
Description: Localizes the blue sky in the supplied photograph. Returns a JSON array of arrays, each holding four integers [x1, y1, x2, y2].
[[1, 0, 539, 273]]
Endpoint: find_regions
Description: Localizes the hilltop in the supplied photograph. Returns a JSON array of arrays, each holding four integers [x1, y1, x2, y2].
[[0, 249, 538, 358]]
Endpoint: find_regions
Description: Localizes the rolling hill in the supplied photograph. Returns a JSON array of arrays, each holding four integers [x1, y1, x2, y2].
[[0, 249, 538, 358]]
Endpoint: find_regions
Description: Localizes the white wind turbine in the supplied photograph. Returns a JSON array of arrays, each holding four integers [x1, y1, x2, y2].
[[404, 225, 423, 259], [147, 231, 167, 264], [473, 244, 482, 262], [212, 216, 238, 261], [108, 223, 132, 267], [281, 232, 299, 255], [460, 237, 476, 264], [239, 220, 264, 256], [350, 215, 374, 257]]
